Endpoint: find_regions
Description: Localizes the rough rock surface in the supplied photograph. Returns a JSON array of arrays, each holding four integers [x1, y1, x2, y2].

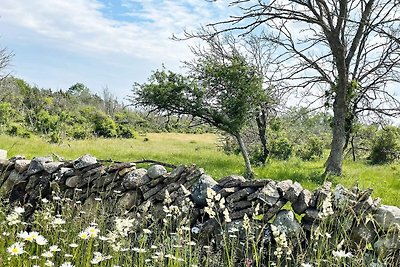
[[147, 165, 167, 179], [191, 174, 218, 206], [73, 154, 97, 169], [272, 210, 302, 238], [374, 205, 400, 231]]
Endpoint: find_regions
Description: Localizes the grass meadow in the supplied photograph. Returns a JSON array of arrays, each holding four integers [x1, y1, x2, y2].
[[0, 133, 399, 206]]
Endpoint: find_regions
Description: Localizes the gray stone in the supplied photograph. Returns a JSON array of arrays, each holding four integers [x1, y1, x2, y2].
[[256, 182, 280, 206], [226, 187, 255, 203], [374, 205, 400, 231], [93, 173, 118, 188], [0, 149, 7, 160], [228, 200, 252, 211], [284, 182, 303, 202], [0, 170, 22, 196], [65, 175, 81, 188], [59, 167, 74, 177], [218, 175, 246, 188], [43, 162, 63, 174], [106, 162, 135, 172], [191, 174, 218, 206], [148, 176, 164, 187], [168, 165, 186, 181], [27, 157, 53, 175], [263, 199, 288, 221], [277, 180, 293, 195], [118, 166, 136, 177], [240, 179, 270, 188], [219, 187, 239, 198], [184, 166, 204, 182], [25, 175, 41, 191], [316, 181, 332, 208], [334, 184, 357, 208], [303, 208, 320, 221], [77, 171, 102, 188], [73, 154, 97, 169], [122, 169, 148, 189], [351, 222, 377, 245], [292, 189, 312, 214], [0, 159, 11, 172], [374, 233, 400, 255], [147, 165, 167, 179], [117, 190, 139, 210], [14, 160, 31, 173], [230, 207, 254, 220], [272, 210, 302, 238], [143, 184, 164, 200]]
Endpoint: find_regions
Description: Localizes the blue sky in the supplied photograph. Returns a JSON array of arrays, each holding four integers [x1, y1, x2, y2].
[[0, 0, 230, 100]]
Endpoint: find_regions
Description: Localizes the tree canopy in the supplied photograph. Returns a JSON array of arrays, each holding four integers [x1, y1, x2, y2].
[[132, 55, 265, 178]]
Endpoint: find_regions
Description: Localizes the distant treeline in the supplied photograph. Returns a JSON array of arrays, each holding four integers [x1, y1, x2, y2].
[[0, 76, 398, 164], [0, 77, 212, 142]]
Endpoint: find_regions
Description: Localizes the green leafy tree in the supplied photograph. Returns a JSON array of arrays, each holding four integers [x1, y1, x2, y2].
[[132, 55, 264, 178], [370, 126, 400, 164]]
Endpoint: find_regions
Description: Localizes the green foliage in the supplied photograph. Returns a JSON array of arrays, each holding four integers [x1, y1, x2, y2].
[[133, 55, 264, 136], [6, 123, 31, 138], [35, 109, 59, 134], [117, 124, 138, 139], [296, 135, 324, 161], [0, 102, 16, 126], [370, 126, 400, 164], [92, 111, 117, 138], [270, 136, 293, 160]]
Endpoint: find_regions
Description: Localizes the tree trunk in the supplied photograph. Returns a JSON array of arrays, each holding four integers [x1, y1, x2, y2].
[[325, 81, 347, 176], [350, 135, 356, 162], [234, 132, 254, 179], [256, 109, 269, 165]]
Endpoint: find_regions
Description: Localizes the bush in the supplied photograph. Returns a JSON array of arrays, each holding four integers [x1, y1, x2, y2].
[[296, 136, 324, 161], [7, 123, 32, 138], [270, 136, 293, 160], [117, 124, 138, 139], [93, 112, 117, 138], [35, 109, 59, 134], [370, 126, 400, 164], [0, 102, 16, 126]]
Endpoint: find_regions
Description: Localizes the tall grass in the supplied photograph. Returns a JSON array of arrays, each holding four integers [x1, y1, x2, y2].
[[0, 133, 399, 206]]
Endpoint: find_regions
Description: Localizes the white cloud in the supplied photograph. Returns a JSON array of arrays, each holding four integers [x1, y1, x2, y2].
[[0, 0, 230, 62]]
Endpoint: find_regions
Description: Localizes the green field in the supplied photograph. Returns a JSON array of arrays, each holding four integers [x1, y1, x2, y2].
[[1, 133, 399, 206]]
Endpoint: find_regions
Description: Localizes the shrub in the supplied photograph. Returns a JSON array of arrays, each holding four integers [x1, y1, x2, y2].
[[296, 135, 324, 161], [370, 126, 400, 164], [270, 136, 293, 160], [7, 123, 32, 138], [117, 124, 138, 139], [93, 112, 117, 138], [0, 102, 16, 126], [35, 109, 59, 134]]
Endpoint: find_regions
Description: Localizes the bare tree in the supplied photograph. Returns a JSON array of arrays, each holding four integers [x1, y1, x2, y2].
[[0, 47, 12, 79], [204, 0, 400, 175]]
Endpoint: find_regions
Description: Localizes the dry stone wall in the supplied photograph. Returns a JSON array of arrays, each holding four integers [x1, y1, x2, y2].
[[0, 154, 399, 261]]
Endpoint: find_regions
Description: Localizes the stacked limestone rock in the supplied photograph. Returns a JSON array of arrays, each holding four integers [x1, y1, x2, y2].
[[0, 153, 399, 261], [0, 154, 204, 218]]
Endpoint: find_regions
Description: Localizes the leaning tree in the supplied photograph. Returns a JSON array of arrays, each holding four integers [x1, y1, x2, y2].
[[205, 0, 400, 175], [131, 54, 265, 178], [182, 31, 287, 165]]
